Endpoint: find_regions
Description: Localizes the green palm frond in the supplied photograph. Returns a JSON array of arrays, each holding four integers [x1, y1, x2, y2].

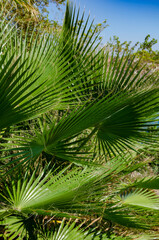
[[0, 3, 103, 130], [63, 1, 101, 52], [120, 188, 159, 210], [1, 166, 101, 213], [100, 49, 158, 93], [134, 235, 159, 240], [0, 215, 37, 240], [1, 157, 158, 231], [39, 219, 88, 240], [104, 208, 147, 229], [38, 218, 129, 240], [1, 216, 130, 240], [134, 176, 159, 189], [1, 86, 158, 168], [121, 176, 159, 190], [59, 0, 104, 100], [0, 157, 130, 215], [95, 89, 159, 157], [81, 43, 159, 103]]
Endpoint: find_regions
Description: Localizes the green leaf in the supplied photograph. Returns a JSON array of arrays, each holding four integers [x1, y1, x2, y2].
[[121, 188, 159, 210]]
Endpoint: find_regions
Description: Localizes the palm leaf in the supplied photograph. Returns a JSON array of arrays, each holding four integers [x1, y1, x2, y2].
[[104, 208, 147, 229], [1, 216, 130, 240], [2, 156, 157, 231], [0, 157, 129, 215], [1, 86, 159, 168], [101, 47, 158, 93], [121, 176, 159, 190], [120, 188, 159, 210], [60, 0, 103, 99], [134, 176, 159, 190], [0, 2, 104, 130], [134, 235, 159, 240], [0, 215, 35, 240]]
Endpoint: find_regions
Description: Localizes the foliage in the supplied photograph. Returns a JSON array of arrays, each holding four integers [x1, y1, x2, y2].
[[0, 0, 159, 239], [106, 35, 159, 73], [0, 0, 66, 36]]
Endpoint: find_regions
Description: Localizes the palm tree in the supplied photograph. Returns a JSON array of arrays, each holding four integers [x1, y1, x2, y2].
[[0, 1, 159, 239]]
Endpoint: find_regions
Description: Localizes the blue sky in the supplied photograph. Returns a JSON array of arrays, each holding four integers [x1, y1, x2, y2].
[[48, 0, 159, 50]]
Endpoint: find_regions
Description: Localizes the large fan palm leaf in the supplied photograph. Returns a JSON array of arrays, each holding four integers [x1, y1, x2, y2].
[[2, 86, 158, 168], [0, 1, 102, 130]]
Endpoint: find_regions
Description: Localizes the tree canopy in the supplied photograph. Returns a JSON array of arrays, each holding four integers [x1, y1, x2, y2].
[[0, 0, 66, 34]]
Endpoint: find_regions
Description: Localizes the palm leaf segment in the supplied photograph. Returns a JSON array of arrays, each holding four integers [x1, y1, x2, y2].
[[118, 176, 159, 210], [38, 218, 129, 240], [121, 188, 159, 210], [0, 1, 101, 130]]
